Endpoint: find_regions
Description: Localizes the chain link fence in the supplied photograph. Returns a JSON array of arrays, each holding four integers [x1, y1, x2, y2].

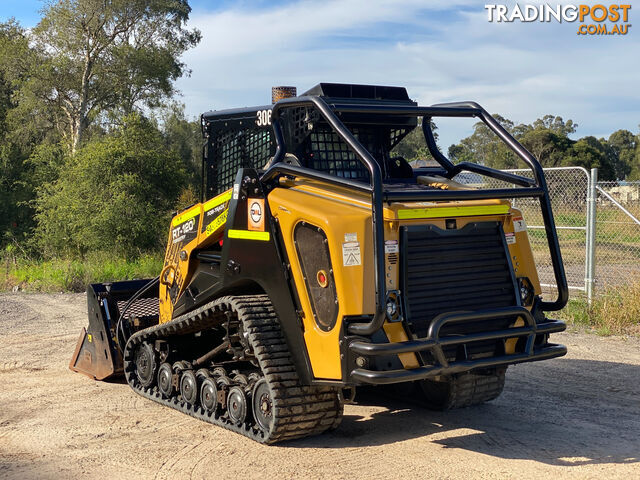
[[594, 179, 640, 289], [455, 166, 640, 300]]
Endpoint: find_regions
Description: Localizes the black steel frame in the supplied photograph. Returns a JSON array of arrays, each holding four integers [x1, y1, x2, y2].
[[349, 306, 566, 384], [262, 96, 569, 341]]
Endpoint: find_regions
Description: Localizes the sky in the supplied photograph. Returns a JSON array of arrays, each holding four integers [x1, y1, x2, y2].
[[2, 0, 639, 149]]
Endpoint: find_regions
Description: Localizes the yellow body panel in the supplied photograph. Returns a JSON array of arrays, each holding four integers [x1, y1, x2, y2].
[[268, 187, 376, 380], [396, 204, 510, 219], [159, 189, 232, 324], [158, 175, 542, 376], [383, 322, 420, 369], [269, 180, 542, 377], [503, 208, 542, 295]]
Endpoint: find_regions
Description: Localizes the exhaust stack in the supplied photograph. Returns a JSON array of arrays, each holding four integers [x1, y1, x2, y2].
[[272, 86, 297, 103]]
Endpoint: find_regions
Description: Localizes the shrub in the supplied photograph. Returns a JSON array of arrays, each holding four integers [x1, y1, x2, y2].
[[34, 114, 186, 257]]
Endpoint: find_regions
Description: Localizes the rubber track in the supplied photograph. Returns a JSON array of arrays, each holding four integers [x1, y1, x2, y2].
[[420, 369, 506, 410], [123, 295, 343, 444], [446, 370, 505, 409]]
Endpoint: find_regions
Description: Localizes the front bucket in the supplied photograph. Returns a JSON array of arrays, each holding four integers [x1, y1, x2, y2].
[[69, 279, 158, 380], [69, 326, 119, 380]]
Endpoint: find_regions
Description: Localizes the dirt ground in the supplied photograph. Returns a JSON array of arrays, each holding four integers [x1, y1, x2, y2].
[[0, 293, 639, 480]]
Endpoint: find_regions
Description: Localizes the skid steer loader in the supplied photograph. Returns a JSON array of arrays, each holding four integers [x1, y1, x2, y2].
[[70, 83, 568, 443]]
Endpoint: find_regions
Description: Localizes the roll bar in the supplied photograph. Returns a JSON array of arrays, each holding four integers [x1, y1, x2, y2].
[[262, 96, 568, 336]]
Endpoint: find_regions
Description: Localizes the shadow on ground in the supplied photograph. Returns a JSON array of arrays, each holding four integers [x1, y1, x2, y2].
[[286, 358, 640, 467]]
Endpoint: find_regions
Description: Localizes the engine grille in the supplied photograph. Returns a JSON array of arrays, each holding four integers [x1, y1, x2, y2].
[[401, 221, 518, 340]]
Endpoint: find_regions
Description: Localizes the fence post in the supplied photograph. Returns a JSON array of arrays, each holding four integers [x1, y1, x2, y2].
[[585, 168, 598, 304]]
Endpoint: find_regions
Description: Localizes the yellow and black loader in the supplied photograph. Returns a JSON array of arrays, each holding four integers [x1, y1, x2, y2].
[[70, 83, 568, 443]]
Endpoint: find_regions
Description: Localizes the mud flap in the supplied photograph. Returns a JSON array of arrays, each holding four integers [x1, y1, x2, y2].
[[69, 279, 158, 381]]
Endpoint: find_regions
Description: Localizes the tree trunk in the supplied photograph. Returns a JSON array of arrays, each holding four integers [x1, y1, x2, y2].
[[72, 53, 93, 154]]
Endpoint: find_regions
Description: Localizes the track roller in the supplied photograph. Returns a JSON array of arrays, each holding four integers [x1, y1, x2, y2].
[[200, 377, 218, 412], [157, 362, 174, 398], [180, 370, 199, 406], [134, 342, 156, 388], [232, 373, 248, 385], [252, 378, 273, 433], [227, 386, 248, 425]]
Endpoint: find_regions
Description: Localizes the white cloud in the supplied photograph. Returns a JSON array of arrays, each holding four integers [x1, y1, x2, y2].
[[176, 0, 640, 150], [185, 0, 480, 62]]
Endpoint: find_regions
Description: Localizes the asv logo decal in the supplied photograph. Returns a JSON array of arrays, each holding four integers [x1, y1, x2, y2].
[[256, 109, 272, 126], [247, 199, 265, 232], [250, 202, 262, 223]]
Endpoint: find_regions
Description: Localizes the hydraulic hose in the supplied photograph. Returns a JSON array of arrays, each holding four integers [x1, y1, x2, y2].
[[115, 276, 160, 352]]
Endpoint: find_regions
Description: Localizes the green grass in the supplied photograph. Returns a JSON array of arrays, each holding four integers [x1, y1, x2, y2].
[[552, 211, 586, 227], [558, 280, 640, 336], [524, 204, 640, 267], [1, 251, 163, 292], [2, 247, 638, 337]]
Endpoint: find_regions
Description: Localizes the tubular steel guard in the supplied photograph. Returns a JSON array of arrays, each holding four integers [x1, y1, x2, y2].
[[262, 97, 569, 339], [349, 306, 567, 385]]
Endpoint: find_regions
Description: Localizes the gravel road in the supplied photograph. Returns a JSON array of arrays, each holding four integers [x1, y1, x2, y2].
[[1, 293, 639, 479]]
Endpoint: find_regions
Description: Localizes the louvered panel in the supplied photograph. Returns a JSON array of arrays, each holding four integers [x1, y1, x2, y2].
[[401, 222, 519, 340]]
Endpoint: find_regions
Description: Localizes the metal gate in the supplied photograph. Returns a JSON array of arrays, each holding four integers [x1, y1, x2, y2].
[[458, 166, 640, 301], [457, 167, 590, 299], [594, 175, 640, 294], [503, 167, 590, 296]]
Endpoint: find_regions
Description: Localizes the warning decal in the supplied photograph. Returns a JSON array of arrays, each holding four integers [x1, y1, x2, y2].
[[505, 232, 516, 245], [205, 209, 228, 237], [344, 232, 358, 243], [513, 216, 527, 233], [384, 240, 399, 254], [342, 242, 361, 266]]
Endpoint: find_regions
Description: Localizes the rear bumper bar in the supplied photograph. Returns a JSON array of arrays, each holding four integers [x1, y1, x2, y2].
[[348, 306, 566, 385]]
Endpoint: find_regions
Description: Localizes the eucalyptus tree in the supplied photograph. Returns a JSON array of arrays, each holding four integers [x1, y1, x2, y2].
[[28, 0, 201, 153]]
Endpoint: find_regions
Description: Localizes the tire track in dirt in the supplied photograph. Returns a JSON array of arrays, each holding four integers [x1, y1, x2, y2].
[[153, 441, 204, 480]]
